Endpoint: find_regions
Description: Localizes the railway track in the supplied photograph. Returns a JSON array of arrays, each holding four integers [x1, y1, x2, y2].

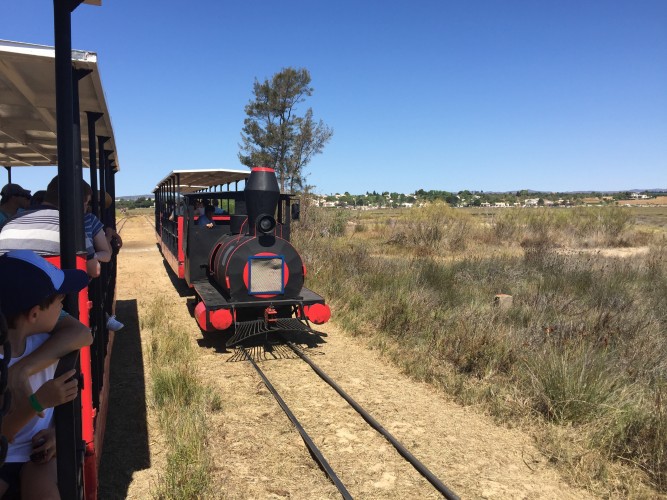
[[114, 213, 152, 234], [239, 340, 459, 500]]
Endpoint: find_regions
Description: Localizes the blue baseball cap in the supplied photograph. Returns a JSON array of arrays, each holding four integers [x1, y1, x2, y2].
[[0, 250, 88, 316]]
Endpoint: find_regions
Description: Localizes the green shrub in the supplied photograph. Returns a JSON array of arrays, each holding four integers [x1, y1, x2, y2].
[[297, 207, 349, 238], [385, 202, 475, 252], [493, 206, 634, 248], [525, 346, 631, 424], [154, 407, 211, 499], [152, 364, 203, 408]]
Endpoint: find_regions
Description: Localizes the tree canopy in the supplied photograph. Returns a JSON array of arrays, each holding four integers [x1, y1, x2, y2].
[[239, 67, 333, 192]]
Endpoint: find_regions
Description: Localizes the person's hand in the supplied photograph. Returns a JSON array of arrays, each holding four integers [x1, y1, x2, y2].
[[34, 369, 79, 413], [206, 222, 214, 228], [30, 427, 56, 463], [105, 228, 123, 249]]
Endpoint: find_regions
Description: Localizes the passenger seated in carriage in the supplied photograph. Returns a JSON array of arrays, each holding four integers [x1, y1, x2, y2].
[[98, 192, 123, 254], [197, 205, 216, 228], [194, 200, 205, 216], [29, 191, 46, 209], [82, 182, 112, 279], [0, 184, 31, 230], [212, 199, 227, 215], [168, 200, 186, 221], [0, 250, 89, 499]]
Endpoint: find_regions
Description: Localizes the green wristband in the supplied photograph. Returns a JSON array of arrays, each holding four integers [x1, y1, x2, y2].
[[29, 393, 44, 413]]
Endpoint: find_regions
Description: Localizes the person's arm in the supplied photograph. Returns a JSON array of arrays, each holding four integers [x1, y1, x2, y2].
[[92, 230, 112, 263], [86, 257, 101, 278], [11, 315, 92, 379], [4, 315, 91, 440]]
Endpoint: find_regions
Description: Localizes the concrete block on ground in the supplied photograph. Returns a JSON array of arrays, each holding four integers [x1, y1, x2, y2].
[[494, 294, 513, 309]]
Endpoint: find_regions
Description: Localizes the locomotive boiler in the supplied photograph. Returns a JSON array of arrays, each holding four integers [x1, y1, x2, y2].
[[155, 167, 330, 346]]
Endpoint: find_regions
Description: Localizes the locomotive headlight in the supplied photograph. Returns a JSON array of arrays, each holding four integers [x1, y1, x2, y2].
[[256, 214, 276, 234]]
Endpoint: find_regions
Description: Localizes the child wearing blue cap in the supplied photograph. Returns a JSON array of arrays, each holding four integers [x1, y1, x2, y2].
[[0, 250, 90, 498]]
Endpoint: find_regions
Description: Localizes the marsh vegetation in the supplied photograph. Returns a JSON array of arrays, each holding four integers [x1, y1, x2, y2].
[[294, 204, 667, 497]]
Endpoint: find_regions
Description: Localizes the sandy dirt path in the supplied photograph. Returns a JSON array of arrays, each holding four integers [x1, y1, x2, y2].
[[99, 215, 595, 499]]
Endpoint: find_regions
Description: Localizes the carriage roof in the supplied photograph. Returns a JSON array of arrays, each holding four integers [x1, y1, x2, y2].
[[0, 39, 119, 170], [154, 168, 252, 194]]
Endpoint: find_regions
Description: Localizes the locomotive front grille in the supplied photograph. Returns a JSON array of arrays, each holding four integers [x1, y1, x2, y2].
[[248, 256, 285, 295]]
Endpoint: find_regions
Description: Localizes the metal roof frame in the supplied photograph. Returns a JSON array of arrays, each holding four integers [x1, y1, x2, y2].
[[154, 168, 251, 194], [0, 39, 119, 170]]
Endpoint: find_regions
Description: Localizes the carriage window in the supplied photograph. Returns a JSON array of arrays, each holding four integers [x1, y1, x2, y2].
[[291, 203, 300, 221]]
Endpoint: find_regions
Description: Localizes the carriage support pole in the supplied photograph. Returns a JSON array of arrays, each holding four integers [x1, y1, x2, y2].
[[53, 1, 86, 499]]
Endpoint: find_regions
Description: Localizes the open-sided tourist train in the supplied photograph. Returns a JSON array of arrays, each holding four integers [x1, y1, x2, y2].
[[154, 167, 331, 346], [0, 29, 120, 500]]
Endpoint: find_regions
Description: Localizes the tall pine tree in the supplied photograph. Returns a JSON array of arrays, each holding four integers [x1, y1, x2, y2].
[[239, 67, 333, 192]]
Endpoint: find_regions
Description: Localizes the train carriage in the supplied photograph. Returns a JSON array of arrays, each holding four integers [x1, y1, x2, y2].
[[154, 167, 331, 346], [0, 33, 120, 500]]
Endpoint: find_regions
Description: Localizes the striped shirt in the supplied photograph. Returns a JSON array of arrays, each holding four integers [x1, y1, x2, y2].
[[84, 213, 105, 259], [0, 207, 61, 255]]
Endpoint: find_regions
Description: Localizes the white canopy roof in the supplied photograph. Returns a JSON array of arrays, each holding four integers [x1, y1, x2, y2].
[[0, 39, 119, 170], [154, 168, 252, 194]]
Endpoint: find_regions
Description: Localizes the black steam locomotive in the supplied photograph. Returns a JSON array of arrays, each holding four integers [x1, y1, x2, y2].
[[154, 167, 330, 345]]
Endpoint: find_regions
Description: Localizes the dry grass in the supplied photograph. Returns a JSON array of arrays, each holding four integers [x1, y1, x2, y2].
[[142, 297, 221, 499], [294, 205, 667, 496]]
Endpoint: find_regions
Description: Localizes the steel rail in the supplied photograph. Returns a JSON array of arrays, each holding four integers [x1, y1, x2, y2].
[[240, 347, 353, 500], [285, 341, 460, 500]]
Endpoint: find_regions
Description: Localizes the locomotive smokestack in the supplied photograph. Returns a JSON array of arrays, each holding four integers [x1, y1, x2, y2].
[[245, 167, 280, 235]]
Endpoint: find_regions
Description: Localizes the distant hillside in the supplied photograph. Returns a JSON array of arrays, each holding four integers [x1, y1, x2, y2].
[[475, 188, 667, 195], [122, 189, 667, 199], [117, 194, 154, 201]]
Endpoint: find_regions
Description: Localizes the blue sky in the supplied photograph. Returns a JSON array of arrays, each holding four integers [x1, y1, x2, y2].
[[2, 0, 666, 196]]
